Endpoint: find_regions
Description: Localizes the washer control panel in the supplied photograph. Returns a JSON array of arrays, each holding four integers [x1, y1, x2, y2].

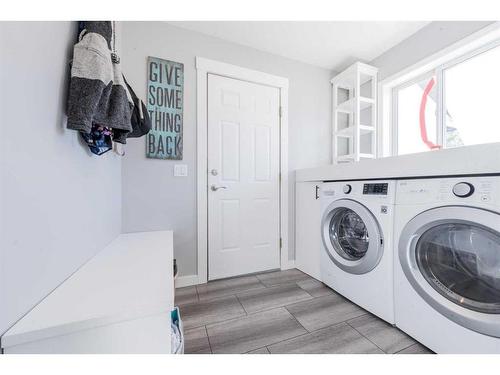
[[363, 183, 388, 195], [396, 176, 499, 206]]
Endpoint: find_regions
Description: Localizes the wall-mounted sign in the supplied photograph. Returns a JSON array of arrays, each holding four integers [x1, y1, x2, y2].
[[146, 56, 184, 160]]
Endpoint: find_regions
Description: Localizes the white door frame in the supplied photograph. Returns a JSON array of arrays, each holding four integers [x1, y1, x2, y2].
[[196, 57, 290, 285]]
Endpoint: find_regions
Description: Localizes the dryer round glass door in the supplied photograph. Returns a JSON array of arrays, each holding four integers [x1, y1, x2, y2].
[[399, 206, 500, 337], [321, 199, 383, 274]]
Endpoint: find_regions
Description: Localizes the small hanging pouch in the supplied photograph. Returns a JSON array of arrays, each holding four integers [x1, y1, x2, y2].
[[80, 125, 113, 155]]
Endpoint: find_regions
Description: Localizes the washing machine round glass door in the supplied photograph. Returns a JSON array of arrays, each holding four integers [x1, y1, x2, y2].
[[321, 199, 383, 274], [399, 206, 500, 337]]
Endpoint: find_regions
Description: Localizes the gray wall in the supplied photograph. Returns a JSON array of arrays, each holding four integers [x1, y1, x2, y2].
[[371, 21, 495, 80], [120, 22, 332, 277], [0, 22, 122, 334]]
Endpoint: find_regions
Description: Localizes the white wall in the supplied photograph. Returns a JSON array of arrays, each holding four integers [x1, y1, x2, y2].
[[0, 22, 122, 334], [120, 22, 332, 277], [371, 21, 495, 80]]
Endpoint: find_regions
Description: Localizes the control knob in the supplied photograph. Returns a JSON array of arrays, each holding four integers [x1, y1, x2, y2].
[[343, 184, 352, 194], [452, 182, 474, 198]]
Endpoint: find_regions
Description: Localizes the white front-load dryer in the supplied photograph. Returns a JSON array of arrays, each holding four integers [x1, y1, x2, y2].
[[394, 176, 500, 353], [320, 180, 396, 324]]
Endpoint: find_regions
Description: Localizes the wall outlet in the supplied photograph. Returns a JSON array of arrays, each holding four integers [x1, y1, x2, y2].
[[173, 164, 188, 177]]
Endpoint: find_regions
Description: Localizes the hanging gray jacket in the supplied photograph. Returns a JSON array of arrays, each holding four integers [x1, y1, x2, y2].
[[67, 21, 133, 143]]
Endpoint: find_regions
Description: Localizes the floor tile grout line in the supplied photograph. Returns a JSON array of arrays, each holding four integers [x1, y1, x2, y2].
[[200, 303, 296, 331], [201, 299, 313, 329], [236, 295, 314, 317], [194, 275, 268, 298], [182, 288, 262, 308], [198, 285, 266, 304], [205, 305, 313, 353], [259, 280, 269, 289], [197, 277, 294, 300], [264, 307, 370, 351], [343, 314, 422, 354], [259, 326, 312, 352], [281, 291, 340, 309], [256, 278, 269, 289], [283, 305, 312, 333], [184, 309, 247, 331], [394, 347, 408, 354], [394, 342, 432, 354], [345, 319, 387, 354], [198, 291, 360, 332], [393, 343, 415, 354], [389, 329, 420, 353], [195, 284, 200, 303], [204, 325, 214, 354], [264, 319, 365, 352], [259, 279, 313, 289], [234, 293, 249, 316], [196, 277, 315, 301], [294, 281, 317, 299], [285, 304, 373, 335], [236, 281, 310, 295], [244, 345, 269, 354]]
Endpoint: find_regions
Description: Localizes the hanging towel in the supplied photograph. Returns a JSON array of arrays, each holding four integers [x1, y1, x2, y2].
[[67, 21, 133, 144]]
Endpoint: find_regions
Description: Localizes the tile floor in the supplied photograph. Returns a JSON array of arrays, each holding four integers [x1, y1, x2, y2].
[[176, 269, 433, 354]]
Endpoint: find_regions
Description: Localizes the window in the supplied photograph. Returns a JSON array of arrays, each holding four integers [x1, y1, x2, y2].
[[392, 40, 500, 155], [395, 73, 438, 155]]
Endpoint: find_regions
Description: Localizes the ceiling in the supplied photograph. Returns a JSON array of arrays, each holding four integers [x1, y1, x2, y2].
[[169, 21, 430, 71]]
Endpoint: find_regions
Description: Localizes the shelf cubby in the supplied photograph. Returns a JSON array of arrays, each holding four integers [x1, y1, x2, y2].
[[331, 62, 378, 164]]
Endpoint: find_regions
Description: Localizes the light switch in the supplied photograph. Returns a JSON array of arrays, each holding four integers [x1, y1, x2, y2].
[[173, 164, 188, 177]]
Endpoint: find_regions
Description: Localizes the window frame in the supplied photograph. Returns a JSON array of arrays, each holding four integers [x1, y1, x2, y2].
[[391, 38, 500, 155], [378, 23, 500, 157], [391, 70, 441, 156]]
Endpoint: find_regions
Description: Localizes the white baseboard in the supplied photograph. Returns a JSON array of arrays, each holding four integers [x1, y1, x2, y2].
[[174, 274, 199, 288], [281, 260, 296, 270]]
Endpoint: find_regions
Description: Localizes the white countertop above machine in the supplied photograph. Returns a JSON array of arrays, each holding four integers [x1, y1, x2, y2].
[[295, 143, 500, 182]]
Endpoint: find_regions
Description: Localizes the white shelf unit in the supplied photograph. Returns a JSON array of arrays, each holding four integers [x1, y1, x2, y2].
[[332, 62, 378, 164]]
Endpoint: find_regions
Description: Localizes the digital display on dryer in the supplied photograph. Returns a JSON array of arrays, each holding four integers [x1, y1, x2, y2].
[[363, 183, 388, 195]]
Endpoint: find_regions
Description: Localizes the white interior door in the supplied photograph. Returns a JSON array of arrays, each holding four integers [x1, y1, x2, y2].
[[208, 74, 281, 280]]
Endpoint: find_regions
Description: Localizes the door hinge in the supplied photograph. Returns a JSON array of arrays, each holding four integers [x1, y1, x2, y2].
[[279, 106, 284, 118], [280, 238, 283, 248]]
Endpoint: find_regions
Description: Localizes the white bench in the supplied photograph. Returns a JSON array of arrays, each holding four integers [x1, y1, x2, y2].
[[1, 231, 174, 354]]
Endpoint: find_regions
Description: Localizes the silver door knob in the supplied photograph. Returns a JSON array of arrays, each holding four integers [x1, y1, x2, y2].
[[210, 169, 218, 176], [211, 185, 227, 191]]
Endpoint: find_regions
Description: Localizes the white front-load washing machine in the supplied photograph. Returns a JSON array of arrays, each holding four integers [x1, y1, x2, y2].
[[320, 180, 396, 324], [394, 176, 500, 353]]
